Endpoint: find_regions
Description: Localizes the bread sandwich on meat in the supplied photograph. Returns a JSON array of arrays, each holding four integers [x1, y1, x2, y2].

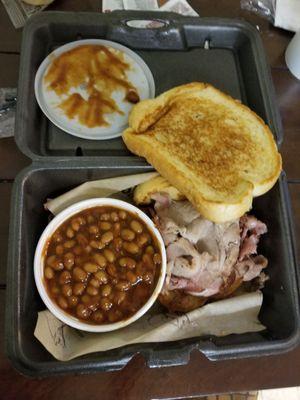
[[134, 176, 268, 312], [123, 83, 281, 313], [123, 82, 281, 223]]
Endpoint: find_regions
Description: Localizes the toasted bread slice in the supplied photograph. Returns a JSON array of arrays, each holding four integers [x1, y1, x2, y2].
[[134, 175, 185, 204], [123, 83, 282, 223]]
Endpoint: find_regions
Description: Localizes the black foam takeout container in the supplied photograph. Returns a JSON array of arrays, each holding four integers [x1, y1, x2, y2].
[[5, 11, 300, 376]]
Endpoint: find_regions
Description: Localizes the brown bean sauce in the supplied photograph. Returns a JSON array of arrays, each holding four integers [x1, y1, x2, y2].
[[43, 206, 162, 325], [44, 45, 140, 128]]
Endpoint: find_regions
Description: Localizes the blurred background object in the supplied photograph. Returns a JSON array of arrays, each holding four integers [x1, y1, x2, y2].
[[285, 30, 300, 80], [241, 0, 300, 32], [1, 0, 55, 28]]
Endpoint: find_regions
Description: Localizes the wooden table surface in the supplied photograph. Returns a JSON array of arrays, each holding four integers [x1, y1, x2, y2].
[[1, 1, 300, 399]]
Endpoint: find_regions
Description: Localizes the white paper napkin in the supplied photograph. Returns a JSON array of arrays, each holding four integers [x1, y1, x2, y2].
[[275, 0, 300, 32]]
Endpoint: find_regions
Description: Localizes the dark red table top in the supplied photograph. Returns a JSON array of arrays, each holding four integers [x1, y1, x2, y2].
[[1, 1, 300, 399]]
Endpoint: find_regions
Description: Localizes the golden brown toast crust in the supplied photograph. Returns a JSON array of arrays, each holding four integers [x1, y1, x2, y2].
[[123, 83, 282, 223], [133, 175, 185, 204]]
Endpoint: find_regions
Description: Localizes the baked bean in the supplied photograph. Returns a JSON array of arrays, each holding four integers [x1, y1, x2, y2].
[[137, 233, 150, 247], [76, 233, 88, 247], [114, 291, 126, 305], [81, 294, 91, 304], [46, 255, 62, 270], [153, 253, 162, 265], [101, 284, 112, 297], [93, 253, 107, 268], [103, 249, 115, 263], [136, 261, 144, 278], [89, 278, 100, 288], [78, 217, 86, 225], [76, 304, 91, 319], [66, 227, 75, 238], [84, 245, 92, 254], [73, 267, 87, 282], [64, 240, 76, 249], [86, 286, 99, 296], [57, 296, 68, 309], [53, 232, 63, 243], [62, 284, 72, 297], [92, 310, 104, 323], [126, 271, 138, 284], [130, 220, 143, 234], [99, 221, 112, 231], [55, 245, 64, 255], [87, 215, 95, 224], [111, 211, 119, 222], [142, 253, 154, 269], [118, 210, 127, 220], [116, 281, 131, 291], [71, 219, 80, 232], [119, 257, 136, 269], [89, 225, 99, 234], [101, 231, 114, 245], [109, 293, 115, 301], [45, 267, 54, 280], [123, 241, 139, 255], [63, 252, 75, 269], [107, 264, 117, 278], [59, 271, 72, 285], [121, 229, 135, 241], [145, 245, 154, 255], [68, 295, 78, 308], [49, 258, 64, 272], [113, 222, 121, 236], [108, 310, 122, 323], [94, 270, 108, 284], [73, 282, 85, 296], [100, 213, 110, 221], [83, 262, 98, 273], [113, 237, 123, 252], [100, 298, 113, 311], [90, 240, 105, 250], [75, 256, 83, 266], [73, 245, 83, 255], [88, 297, 101, 311]]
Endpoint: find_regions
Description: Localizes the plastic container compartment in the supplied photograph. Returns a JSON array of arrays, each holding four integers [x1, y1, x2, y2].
[[6, 166, 300, 376], [5, 11, 300, 376], [15, 11, 283, 161]]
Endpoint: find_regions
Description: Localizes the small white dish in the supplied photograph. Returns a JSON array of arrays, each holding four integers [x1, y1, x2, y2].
[[286, 30, 300, 80], [34, 39, 155, 140], [34, 198, 166, 333]]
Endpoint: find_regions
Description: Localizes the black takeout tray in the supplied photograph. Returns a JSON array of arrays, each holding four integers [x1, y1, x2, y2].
[[15, 11, 283, 160], [5, 11, 300, 377]]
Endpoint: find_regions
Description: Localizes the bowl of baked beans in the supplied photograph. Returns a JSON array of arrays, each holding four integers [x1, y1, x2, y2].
[[34, 198, 166, 332]]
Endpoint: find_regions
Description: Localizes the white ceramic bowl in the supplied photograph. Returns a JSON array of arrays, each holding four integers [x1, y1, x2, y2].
[[34, 198, 166, 333]]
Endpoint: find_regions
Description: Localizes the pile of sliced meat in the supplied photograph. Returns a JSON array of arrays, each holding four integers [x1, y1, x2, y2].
[[151, 193, 268, 299]]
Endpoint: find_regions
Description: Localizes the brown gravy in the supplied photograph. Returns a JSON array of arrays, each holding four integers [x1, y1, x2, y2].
[[44, 45, 140, 128]]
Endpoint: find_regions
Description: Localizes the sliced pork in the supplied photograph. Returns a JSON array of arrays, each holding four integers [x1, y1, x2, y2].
[[152, 193, 268, 302], [239, 215, 267, 260]]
